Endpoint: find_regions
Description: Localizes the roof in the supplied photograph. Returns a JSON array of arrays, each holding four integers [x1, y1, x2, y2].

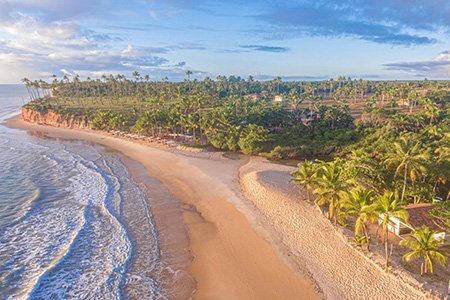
[[403, 203, 447, 232]]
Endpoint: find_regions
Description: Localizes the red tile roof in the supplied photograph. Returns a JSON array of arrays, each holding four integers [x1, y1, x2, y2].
[[404, 203, 447, 232]]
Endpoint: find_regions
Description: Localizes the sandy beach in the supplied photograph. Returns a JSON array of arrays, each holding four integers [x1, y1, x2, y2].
[[7, 115, 320, 300]]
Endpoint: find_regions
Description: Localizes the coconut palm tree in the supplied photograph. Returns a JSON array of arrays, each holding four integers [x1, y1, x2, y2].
[[400, 226, 448, 275], [371, 191, 409, 270], [384, 136, 429, 201], [185, 70, 193, 80], [290, 160, 318, 202], [314, 160, 352, 225], [421, 98, 441, 125], [341, 188, 376, 250]]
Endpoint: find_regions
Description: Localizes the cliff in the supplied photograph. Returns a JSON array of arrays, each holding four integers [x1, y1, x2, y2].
[[21, 107, 90, 129]]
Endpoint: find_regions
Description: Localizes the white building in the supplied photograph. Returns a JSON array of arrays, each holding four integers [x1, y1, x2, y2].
[[273, 95, 284, 103]]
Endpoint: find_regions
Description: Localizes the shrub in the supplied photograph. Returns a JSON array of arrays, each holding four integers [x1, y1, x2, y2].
[[238, 124, 269, 154]]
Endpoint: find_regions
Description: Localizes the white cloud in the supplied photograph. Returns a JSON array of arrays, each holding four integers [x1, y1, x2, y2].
[[0, 4, 205, 83], [384, 50, 450, 78]]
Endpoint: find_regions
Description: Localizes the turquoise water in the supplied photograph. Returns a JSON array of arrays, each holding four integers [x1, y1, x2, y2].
[[0, 85, 162, 299]]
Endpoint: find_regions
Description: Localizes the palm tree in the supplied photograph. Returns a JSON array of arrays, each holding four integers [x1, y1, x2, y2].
[[274, 76, 282, 94], [341, 188, 376, 250], [422, 98, 441, 125], [384, 136, 429, 201], [186, 70, 193, 78], [22, 77, 33, 101], [314, 160, 352, 225], [400, 226, 448, 275], [371, 191, 409, 270], [288, 88, 303, 111], [290, 160, 318, 202]]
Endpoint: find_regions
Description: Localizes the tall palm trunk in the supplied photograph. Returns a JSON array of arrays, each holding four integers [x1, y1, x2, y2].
[[363, 225, 370, 252], [401, 163, 408, 201], [424, 259, 428, 274], [385, 225, 389, 270]]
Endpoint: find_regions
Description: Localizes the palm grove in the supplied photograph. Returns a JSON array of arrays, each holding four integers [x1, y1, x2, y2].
[[23, 74, 449, 275]]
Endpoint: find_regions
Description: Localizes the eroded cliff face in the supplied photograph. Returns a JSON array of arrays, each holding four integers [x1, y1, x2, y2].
[[22, 107, 90, 129]]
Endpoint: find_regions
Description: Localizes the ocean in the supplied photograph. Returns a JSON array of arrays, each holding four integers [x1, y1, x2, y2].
[[0, 85, 167, 299]]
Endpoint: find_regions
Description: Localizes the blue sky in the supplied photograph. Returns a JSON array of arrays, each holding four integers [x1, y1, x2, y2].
[[1, 0, 450, 83]]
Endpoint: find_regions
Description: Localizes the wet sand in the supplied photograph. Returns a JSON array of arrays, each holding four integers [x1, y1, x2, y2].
[[119, 156, 195, 299], [7, 116, 321, 300]]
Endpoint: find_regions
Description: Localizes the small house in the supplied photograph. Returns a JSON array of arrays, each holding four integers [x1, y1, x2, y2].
[[397, 98, 410, 106], [384, 203, 447, 241], [273, 95, 284, 103]]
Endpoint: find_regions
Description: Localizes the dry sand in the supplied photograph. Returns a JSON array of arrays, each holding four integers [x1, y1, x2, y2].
[[240, 158, 428, 300], [7, 116, 320, 300]]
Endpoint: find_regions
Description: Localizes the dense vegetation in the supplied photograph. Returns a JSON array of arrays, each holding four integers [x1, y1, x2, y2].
[[23, 73, 449, 281], [23, 74, 449, 200], [23, 75, 450, 157]]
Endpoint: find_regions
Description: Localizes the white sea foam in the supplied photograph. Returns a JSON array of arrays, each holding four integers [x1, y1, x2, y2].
[[27, 155, 132, 299]]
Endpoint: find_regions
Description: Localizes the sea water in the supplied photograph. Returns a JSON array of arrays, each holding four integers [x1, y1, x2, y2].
[[0, 85, 163, 299]]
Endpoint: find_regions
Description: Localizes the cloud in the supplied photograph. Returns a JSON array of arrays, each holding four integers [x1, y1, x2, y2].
[[257, 1, 447, 45], [142, 0, 450, 46], [384, 51, 450, 78], [174, 61, 186, 67], [0, 1, 210, 83], [239, 44, 288, 53], [0, 39, 206, 82]]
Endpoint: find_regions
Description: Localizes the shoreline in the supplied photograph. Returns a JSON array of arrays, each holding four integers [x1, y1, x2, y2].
[[7, 115, 321, 300], [118, 155, 195, 299]]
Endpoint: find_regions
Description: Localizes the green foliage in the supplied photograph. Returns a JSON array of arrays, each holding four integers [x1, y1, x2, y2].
[[208, 131, 231, 150], [134, 109, 168, 134], [429, 201, 450, 231], [313, 159, 353, 224], [353, 235, 368, 248], [238, 124, 269, 154], [400, 226, 449, 275], [384, 135, 430, 201], [290, 160, 318, 202], [207, 127, 240, 151], [343, 151, 388, 193], [92, 111, 127, 130]]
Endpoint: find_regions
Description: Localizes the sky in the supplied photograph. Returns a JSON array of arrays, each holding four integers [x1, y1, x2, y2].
[[1, 0, 450, 83]]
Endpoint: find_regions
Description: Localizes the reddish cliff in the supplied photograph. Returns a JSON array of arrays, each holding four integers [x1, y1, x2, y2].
[[22, 107, 90, 129]]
